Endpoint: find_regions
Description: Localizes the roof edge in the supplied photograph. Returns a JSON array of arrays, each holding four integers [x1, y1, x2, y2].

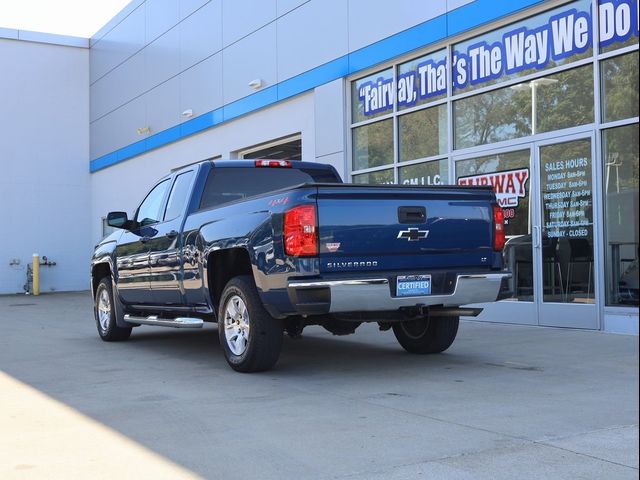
[[0, 27, 89, 48]]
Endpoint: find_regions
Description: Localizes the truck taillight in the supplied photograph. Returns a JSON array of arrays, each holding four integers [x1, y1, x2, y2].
[[284, 205, 317, 257], [493, 204, 505, 251], [255, 159, 292, 168]]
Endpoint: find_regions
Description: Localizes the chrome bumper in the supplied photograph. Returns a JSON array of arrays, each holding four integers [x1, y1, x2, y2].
[[288, 273, 510, 313]]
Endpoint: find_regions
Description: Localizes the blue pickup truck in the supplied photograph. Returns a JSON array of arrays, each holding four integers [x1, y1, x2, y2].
[[91, 159, 509, 372]]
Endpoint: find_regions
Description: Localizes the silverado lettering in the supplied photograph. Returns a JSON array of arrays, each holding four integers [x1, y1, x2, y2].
[[326, 261, 379, 268]]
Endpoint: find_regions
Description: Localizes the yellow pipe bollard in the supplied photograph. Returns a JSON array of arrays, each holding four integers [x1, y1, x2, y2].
[[32, 253, 40, 296]]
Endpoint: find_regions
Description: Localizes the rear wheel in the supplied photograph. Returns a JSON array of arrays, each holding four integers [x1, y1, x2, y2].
[[94, 277, 132, 341], [392, 316, 459, 354], [218, 275, 283, 372]]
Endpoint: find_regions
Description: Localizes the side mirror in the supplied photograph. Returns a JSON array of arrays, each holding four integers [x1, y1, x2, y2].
[[107, 211, 130, 229]]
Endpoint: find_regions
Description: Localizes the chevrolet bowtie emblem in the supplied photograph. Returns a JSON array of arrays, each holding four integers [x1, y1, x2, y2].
[[397, 228, 429, 241]]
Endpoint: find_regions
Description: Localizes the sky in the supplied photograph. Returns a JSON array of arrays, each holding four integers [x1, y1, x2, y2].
[[0, 0, 131, 38]]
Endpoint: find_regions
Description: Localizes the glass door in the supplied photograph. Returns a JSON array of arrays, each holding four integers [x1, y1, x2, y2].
[[535, 134, 598, 329], [456, 145, 538, 326], [454, 133, 599, 329]]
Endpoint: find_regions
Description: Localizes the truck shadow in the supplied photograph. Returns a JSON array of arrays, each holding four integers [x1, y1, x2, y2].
[[123, 324, 483, 376]]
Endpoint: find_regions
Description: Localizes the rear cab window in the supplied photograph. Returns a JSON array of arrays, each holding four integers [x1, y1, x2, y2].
[[199, 167, 341, 210]]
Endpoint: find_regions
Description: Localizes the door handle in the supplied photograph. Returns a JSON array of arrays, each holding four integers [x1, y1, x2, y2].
[[398, 206, 426, 224], [166, 230, 179, 239], [532, 226, 540, 249], [140, 236, 151, 243]]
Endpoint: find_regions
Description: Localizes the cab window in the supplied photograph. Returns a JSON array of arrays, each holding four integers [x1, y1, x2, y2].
[[164, 171, 195, 221], [135, 179, 170, 226]]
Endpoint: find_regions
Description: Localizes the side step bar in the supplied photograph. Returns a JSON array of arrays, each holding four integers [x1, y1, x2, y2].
[[123, 314, 204, 328]]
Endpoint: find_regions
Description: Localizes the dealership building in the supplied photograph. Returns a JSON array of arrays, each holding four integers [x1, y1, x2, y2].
[[1, 0, 637, 333]]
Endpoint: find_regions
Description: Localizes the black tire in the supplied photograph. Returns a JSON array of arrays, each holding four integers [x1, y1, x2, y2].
[[392, 316, 459, 354], [94, 277, 132, 342], [218, 275, 283, 372]]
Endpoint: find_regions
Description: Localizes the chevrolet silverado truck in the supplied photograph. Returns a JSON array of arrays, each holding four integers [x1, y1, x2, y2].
[[91, 159, 509, 372]]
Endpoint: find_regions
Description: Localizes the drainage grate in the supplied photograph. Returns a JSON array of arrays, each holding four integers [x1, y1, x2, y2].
[[7, 303, 37, 307]]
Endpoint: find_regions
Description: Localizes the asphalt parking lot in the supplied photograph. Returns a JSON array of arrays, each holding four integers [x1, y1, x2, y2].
[[1, 292, 638, 479]]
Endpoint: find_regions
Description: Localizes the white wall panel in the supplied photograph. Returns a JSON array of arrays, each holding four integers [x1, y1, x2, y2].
[[109, 96, 147, 153], [314, 79, 346, 159], [276, 0, 308, 16], [221, 0, 276, 47], [179, 0, 222, 70], [145, 26, 180, 91], [90, 4, 145, 83], [222, 24, 277, 104], [146, 77, 180, 134], [180, 0, 211, 20], [179, 53, 223, 119], [276, 0, 348, 81], [145, 0, 179, 43], [91, 114, 118, 159], [347, 0, 447, 52], [91, 51, 146, 121]]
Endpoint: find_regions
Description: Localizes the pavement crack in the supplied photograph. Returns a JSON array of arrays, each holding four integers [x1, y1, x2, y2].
[[537, 423, 639, 443], [533, 440, 639, 471]]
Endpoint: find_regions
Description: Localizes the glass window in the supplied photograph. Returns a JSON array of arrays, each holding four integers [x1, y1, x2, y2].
[[399, 159, 449, 186], [164, 171, 195, 221], [456, 150, 531, 236], [453, 0, 593, 94], [603, 124, 639, 306], [352, 119, 393, 171], [598, 0, 640, 53], [454, 84, 531, 149], [352, 169, 394, 185], [399, 104, 447, 162], [135, 179, 170, 226], [351, 68, 394, 123], [454, 65, 594, 149], [534, 64, 595, 134], [601, 51, 639, 123], [456, 149, 532, 301], [397, 49, 447, 110], [199, 167, 340, 210]]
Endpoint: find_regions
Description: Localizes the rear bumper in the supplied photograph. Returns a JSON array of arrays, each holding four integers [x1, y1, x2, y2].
[[288, 273, 511, 314]]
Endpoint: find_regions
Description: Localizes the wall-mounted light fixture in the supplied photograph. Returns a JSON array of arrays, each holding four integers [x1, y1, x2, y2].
[[248, 78, 263, 90], [136, 126, 151, 135], [181, 109, 194, 118]]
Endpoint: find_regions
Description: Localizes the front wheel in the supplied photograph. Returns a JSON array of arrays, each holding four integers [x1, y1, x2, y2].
[[218, 275, 283, 372], [392, 316, 459, 354], [94, 277, 132, 341]]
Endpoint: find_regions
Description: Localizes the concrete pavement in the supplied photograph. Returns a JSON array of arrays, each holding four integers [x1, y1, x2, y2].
[[0, 292, 638, 479]]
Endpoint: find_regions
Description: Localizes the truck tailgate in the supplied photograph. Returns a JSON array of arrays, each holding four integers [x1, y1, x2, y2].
[[315, 185, 496, 272]]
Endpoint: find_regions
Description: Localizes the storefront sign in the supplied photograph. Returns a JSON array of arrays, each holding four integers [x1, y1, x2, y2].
[[453, 7, 593, 89], [401, 174, 444, 185], [356, 0, 638, 117], [543, 156, 592, 238], [458, 168, 530, 209]]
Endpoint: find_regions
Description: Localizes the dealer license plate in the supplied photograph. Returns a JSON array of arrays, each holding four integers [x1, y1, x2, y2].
[[396, 275, 432, 297]]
